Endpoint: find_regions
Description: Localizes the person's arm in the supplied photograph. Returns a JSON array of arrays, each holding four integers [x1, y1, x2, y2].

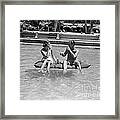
[[74, 49, 79, 58], [51, 50, 57, 63], [41, 49, 47, 58], [67, 47, 79, 58]]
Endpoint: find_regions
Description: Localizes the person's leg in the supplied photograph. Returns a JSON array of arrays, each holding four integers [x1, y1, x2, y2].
[[63, 60, 67, 74], [75, 60, 82, 73], [39, 59, 47, 72], [47, 61, 51, 73]]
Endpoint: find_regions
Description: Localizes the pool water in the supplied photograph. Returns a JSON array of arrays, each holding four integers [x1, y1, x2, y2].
[[20, 43, 100, 100]]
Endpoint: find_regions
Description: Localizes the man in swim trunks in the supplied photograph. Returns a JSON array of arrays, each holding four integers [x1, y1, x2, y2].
[[60, 40, 82, 74]]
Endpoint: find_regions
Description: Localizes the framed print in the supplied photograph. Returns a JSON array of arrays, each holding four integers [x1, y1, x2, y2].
[[0, 0, 119, 119]]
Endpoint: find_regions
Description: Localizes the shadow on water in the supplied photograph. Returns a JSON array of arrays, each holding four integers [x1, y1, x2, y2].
[[25, 69, 75, 80]]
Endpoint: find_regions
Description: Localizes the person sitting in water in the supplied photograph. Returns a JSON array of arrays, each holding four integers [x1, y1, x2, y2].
[[60, 40, 82, 74], [40, 41, 49, 62], [39, 40, 56, 73]]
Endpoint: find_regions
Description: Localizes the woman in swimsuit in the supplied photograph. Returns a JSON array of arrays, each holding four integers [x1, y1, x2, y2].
[[39, 40, 56, 73]]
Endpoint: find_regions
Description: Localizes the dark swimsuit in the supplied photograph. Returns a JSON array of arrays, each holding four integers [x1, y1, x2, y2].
[[64, 48, 77, 65]]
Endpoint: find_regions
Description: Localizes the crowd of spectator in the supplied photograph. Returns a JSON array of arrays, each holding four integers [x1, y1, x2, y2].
[[20, 20, 100, 34]]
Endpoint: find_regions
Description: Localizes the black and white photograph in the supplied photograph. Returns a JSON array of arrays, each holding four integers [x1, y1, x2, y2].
[[20, 20, 100, 100]]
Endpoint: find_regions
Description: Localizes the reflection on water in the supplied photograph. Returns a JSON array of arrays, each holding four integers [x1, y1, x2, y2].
[[20, 43, 100, 100]]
